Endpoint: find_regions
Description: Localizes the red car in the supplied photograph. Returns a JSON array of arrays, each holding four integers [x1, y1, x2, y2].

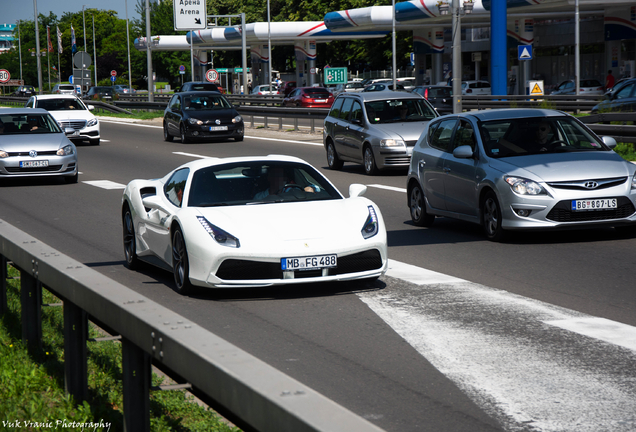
[[283, 87, 334, 108]]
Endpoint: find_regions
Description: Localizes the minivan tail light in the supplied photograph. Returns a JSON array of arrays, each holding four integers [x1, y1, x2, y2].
[[424, 88, 429, 99]]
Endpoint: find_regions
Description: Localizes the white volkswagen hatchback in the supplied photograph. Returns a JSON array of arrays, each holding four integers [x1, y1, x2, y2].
[[25, 94, 101, 145]]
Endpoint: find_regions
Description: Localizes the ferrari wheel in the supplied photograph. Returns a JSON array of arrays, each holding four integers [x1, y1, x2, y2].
[[122, 205, 139, 269], [172, 227, 193, 295]]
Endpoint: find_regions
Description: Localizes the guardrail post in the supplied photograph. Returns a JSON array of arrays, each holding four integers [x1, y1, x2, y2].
[[294, 118, 299, 132], [1, 255, 7, 315], [279, 117, 283, 130], [264, 115, 269, 129], [311, 119, 315, 134], [250, 115, 255, 128], [122, 338, 151, 432], [64, 300, 88, 402], [20, 270, 42, 351]]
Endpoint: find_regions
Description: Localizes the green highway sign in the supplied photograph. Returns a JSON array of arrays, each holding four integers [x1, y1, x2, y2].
[[324, 67, 347, 84], [215, 68, 230, 73]]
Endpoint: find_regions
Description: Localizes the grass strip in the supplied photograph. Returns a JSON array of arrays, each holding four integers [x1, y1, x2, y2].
[[0, 264, 240, 432]]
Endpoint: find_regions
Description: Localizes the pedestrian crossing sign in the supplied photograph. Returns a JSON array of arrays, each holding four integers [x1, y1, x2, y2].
[[518, 45, 533, 60]]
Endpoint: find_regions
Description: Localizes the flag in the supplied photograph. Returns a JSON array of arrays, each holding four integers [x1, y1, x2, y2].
[[57, 26, 63, 54], [47, 26, 53, 52], [71, 25, 77, 54]]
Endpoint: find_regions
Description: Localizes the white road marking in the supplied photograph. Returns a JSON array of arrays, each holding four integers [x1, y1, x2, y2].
[[173, 152, 211, 159], [82, 180, 126, 189], [368, 184, 407, 193], [359, 269, 636, 432], [544, 317, 636, 352], [386, 259, 465, 284]]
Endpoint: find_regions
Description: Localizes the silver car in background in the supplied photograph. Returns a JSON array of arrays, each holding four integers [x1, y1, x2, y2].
[[323, 91, 438, 175], [0, 108, 78, 183], [407, 109, 636, 241]]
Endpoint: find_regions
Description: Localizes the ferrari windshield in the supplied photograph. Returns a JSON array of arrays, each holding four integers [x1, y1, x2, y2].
[[0, 113, 63, 135], [480, 117, 611, 158], [188, 161, 342, 207]]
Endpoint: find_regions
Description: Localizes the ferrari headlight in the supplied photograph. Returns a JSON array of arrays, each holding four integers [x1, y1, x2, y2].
[[188, 118, 203, 125], [380, 139, 404, 147], [0, 150, 8, 158], [56, 145, 74, 156], [86, 118, 98, 127], [232, 115, 242, 124], [197, 216, 240, 248], [361, 206, 379, 239], [504, 176, 546, 196]]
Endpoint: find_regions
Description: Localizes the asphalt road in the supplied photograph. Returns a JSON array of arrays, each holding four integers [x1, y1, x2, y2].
[[1, 117, 635, 432]]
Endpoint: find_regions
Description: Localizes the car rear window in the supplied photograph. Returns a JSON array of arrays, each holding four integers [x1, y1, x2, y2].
[[430, 88, 452, 98], [304, 88, 330, 95], [59, 85, 74, 90]]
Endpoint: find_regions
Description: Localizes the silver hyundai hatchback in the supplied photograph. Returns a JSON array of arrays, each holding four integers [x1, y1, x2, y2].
[[323, 91, 438, 175], [406, 109, 636, 241]]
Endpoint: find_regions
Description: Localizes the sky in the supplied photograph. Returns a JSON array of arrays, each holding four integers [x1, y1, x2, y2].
[[2, 0, 141, 26]]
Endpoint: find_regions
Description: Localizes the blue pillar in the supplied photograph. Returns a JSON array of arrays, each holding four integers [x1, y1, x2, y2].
[[490, 0, 507, 96]]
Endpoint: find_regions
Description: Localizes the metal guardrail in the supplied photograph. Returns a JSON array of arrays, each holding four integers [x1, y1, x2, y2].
[[2, 94, 634, 142], [0, 218, 385, 432]]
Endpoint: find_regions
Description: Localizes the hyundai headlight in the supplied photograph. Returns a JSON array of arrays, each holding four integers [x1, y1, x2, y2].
[[361, 206, 379, 239], [380, 139, 404, 147], [504, 176, 546, 195], [86, 118, 98, 127], [56, 145, 74, 156], [188, 118, 203, 125], [232, 115, 243, 124], [197, 216, 240, 248]]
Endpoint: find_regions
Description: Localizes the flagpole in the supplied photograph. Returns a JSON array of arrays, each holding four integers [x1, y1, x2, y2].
[[47, 26, 51, 91]]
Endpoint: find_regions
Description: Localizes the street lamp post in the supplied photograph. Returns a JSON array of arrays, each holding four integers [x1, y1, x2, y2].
[[267, 0, 272, 94], [33, 0, 43, 94], [125, 0, 133, 92], [92, 14, 97, 87], [451, 0, 462, 113]]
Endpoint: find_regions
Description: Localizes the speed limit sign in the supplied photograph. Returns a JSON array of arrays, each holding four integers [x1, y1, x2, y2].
[[0, 69, 10, 83], [205, 69, 219, 82]]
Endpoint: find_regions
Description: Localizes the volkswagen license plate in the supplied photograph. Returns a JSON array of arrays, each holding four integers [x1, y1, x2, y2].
[[572, 198, 617, 211], [281, 254, 337, 271], [209, 126, 228, 131], [20, 160, 49, 168]]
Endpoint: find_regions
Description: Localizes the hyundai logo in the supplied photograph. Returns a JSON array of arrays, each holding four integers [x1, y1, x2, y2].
[[584, 181, 599, 189], [29, 150, 38, 158]]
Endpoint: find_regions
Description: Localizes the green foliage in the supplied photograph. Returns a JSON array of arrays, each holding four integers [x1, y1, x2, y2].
[[0, 265, 240, 431], [5, 0, 413, 90], [614, 142, 636, 161]]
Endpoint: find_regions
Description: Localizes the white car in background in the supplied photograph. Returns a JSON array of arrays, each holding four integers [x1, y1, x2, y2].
[[25, 94, 101, 145]]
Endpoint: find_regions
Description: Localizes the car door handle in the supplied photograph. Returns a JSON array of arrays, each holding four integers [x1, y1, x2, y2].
[[443, 167, 451, 173]]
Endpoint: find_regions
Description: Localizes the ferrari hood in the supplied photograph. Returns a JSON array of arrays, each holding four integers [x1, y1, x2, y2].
[[193, 198, 374, 247]]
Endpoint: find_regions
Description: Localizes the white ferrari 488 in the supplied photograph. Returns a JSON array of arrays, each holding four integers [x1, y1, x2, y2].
[[122, 155, 388, 294]]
